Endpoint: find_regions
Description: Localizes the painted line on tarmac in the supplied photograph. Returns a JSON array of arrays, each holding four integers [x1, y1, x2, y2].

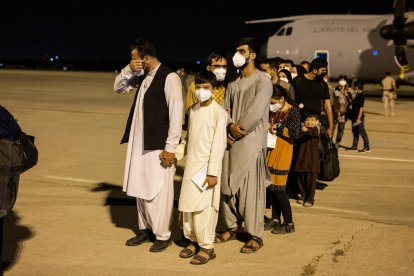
[[339, 154, 414, 163], [296, 205, 369, 216], [45, 175, 100, 184]]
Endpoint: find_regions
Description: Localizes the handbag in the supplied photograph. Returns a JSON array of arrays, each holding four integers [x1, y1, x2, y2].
[[318, 136, 340, 181]]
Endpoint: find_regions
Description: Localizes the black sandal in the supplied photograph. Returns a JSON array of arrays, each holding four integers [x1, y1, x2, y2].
[[179, 242, 199, 258], [190, 248, 216, 265], [240, 236, 263, 254], [214, 228, 237, 244]]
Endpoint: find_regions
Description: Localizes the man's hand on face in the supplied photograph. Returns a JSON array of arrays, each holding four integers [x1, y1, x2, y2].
[[129, 59, 144, 73]]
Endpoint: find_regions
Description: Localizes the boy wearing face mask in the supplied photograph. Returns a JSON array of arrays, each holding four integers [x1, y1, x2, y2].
[[185, 51, 228, 115], [178, 70, 227, 265]]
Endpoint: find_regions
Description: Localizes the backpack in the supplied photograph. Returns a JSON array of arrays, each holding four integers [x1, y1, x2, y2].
[[0, 138, 24, 217], [0, 105, 38, 217]]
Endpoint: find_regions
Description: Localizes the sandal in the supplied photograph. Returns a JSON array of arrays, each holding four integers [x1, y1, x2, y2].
[[214, 228, 237, 244], [190, 248, 216, 265], [179, 242, 199, 258], [240, 236, 263, 254]]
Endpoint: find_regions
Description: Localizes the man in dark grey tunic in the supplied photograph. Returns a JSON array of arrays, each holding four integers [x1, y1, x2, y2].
[[216, 37, 272, 254]]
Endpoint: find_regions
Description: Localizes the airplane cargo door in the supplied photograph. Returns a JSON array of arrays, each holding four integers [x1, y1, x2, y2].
[[315, 50, 330, 76]]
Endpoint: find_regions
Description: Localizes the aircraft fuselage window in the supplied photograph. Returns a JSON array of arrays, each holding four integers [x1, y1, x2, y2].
[[277, 28, 285, 36], [286, 27, 293, 35]]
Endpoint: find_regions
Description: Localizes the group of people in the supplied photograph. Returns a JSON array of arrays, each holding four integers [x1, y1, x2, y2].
[[113, 37, 374, 265]]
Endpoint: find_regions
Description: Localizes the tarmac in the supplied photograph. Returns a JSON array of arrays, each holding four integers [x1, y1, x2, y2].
[[0, 69, 414, 275]]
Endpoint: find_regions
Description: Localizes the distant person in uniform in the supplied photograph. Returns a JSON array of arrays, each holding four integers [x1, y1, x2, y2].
[[380, 71, 397, 116], [114, 38, 183, 252], [178, 70, 227, 265], [216, 37, 272, 254]]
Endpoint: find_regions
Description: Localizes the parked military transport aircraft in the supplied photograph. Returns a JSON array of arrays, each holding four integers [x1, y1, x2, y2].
[[246, 0, 414, 83]]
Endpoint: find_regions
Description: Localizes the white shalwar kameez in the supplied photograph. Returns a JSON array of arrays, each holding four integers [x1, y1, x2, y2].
[[122, 64, 182, 241], [179, 101, 227, 249]]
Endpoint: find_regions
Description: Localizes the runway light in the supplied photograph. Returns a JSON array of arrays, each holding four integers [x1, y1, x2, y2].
[[196, 60, 201, 65], [63, 66, 68, 71], [0, 63, 3, 67], [50, 58, 54, 62], [55, 55, 59, 60], [373, 49, 379, 56]]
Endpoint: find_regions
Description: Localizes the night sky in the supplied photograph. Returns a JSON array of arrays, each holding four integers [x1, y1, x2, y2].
[[0, 1, 404, 68]]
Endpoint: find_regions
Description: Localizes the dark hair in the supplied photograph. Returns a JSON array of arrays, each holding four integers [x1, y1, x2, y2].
[[295, 65, 307, 76], [194, 70, 217, 88], [300, 60, 310, 67], [338, 74, 348, 82], [234, 37, 258, 53], [355, 80, 364, 90], [206, 51, 227, 66], [272, 84, 295, 106], [130, 38, 157, 59], [278, 69, 293, 83], [304, 111, 319, 120], [260, 58, 278, 70], [385, 71, 391, 76], [284, 59, 294, 67], [309, 58, 328, 72]]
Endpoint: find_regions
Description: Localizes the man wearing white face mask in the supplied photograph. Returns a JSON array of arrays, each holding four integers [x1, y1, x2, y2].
[[178, 70, 227, 265], [185, 51, 228, 116], [215, 37, 272, 254]]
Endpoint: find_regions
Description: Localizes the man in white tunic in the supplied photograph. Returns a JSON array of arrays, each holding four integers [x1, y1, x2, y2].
[[114, 38, 182, 252], [178, 70, 227, 265], [215, 37, 272, 254]]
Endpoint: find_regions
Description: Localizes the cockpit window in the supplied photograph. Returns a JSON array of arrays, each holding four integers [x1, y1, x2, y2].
[[286, 27, 293, 35], [277, 28, 285, 36]]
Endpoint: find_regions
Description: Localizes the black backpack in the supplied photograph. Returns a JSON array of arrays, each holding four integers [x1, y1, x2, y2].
[[0, 105, 38, 217]]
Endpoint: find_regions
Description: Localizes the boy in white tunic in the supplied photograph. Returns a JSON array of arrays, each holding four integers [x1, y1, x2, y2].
[[178, 70, 227, 265]]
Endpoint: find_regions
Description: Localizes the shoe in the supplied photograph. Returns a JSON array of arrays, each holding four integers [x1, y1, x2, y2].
[[358, 148, 371, 153], [297, 198, 304, 204], [303, 201, 314, 207], [264, 218, 281, 231], [271, 223, 295, 234], [125, 229, 153, 246], [190, 248, 216, 265], [149, 239, 171, 252], [346, 147, 357, 151]]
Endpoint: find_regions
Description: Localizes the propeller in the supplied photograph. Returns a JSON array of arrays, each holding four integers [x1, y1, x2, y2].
[[380, 0, 414, 71]]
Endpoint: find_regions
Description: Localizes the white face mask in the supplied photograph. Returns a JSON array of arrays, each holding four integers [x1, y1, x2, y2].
[[264, 72, 272, 79], [195, 88, 212, 103], [280, 77, 289, 83], [291, 72, 298, 79], [212, 67, 226, 81], [232, 52, 247, 68], [339, 80, 347, 86], [269, 103, 282, 112]]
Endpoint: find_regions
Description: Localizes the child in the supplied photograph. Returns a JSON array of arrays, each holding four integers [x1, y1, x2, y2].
[[178, 70, 227, 265], [349, 81, 370, 152], [294, 112, 320, 207], [265, 84, 301, 234]]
